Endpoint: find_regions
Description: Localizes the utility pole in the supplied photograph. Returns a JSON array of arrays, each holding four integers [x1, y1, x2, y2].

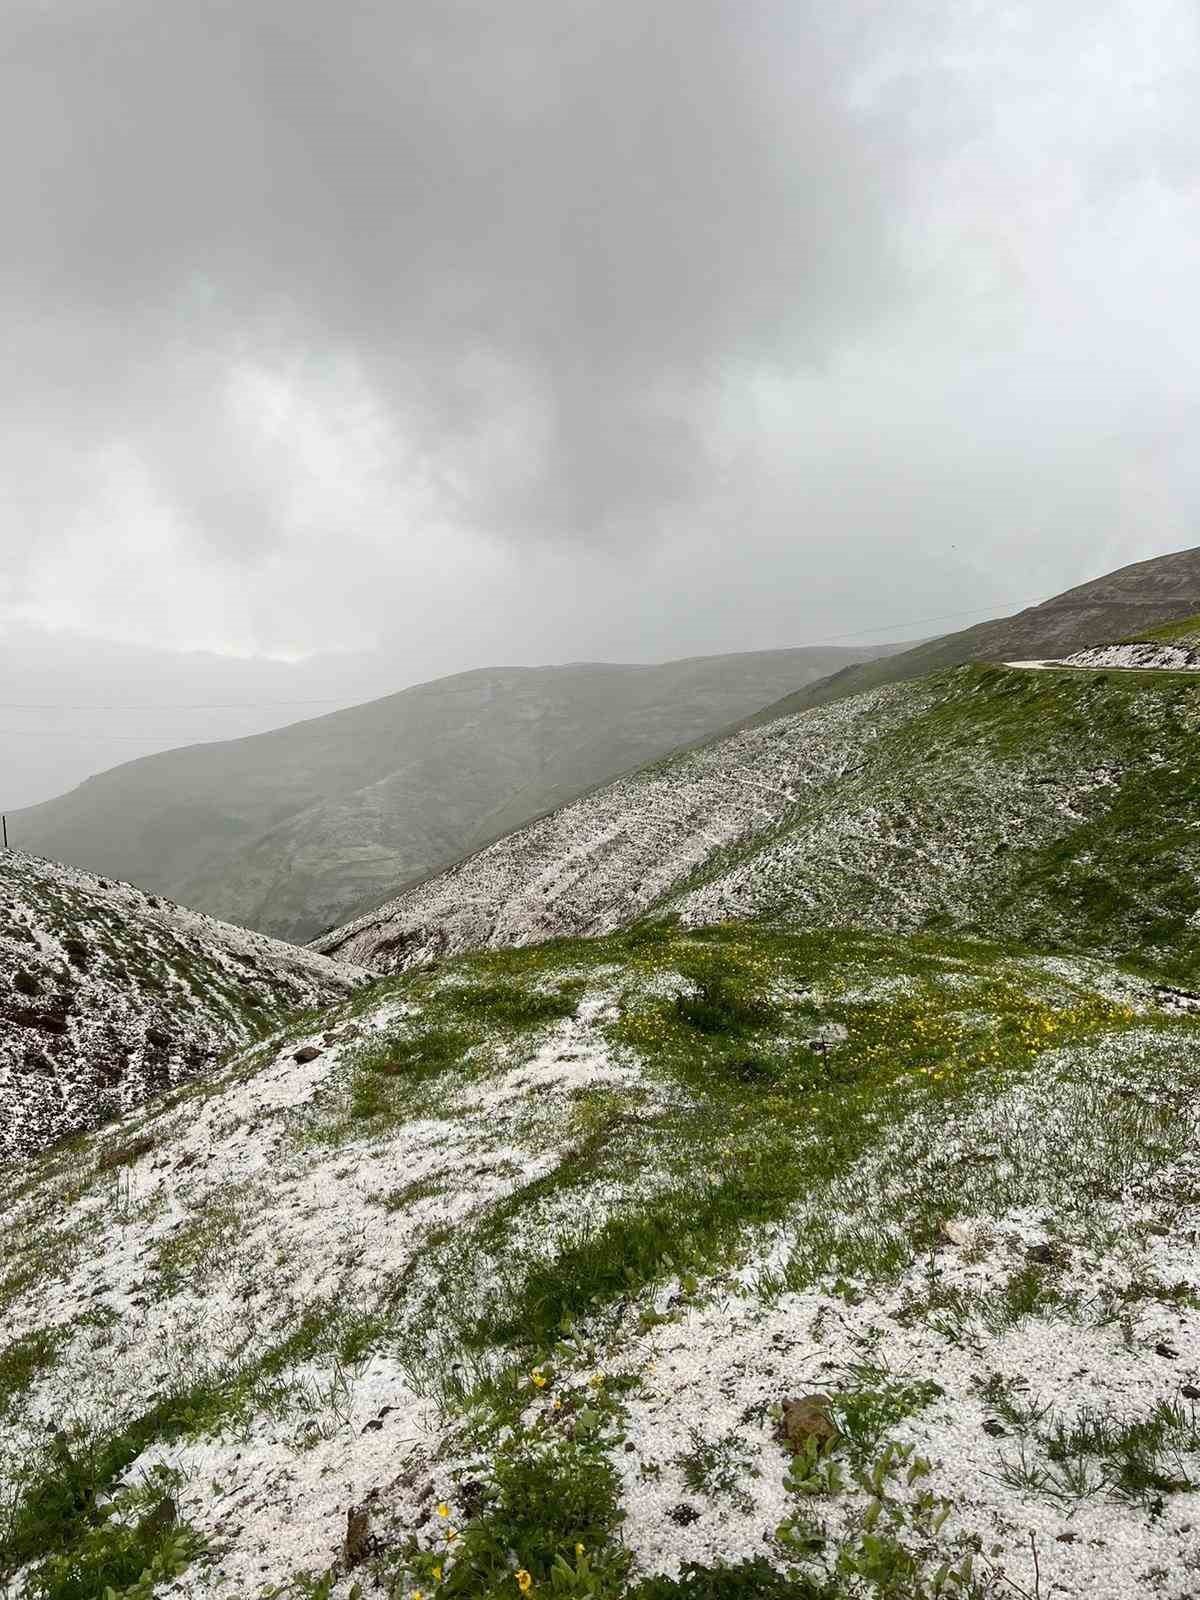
[[1, 814, 6, 850]]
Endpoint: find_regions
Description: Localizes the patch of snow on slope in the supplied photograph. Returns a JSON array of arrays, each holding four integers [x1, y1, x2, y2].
[[0, 849, 366, 1158], [0, 982, 667, 1594], [605, 1205, 1200, 1600], [1064, 642, 1200, 671], [316, 684, 933, 973]]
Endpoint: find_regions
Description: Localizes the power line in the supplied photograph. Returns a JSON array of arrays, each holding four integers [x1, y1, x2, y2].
[[816, 598, 1032, 642], [0, 595, 1037, 715]]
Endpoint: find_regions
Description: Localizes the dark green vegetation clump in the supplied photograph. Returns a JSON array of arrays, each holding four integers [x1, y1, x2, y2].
[[449, 979, 582, 1029], [422, 1443, 627, 1599], [673, 963, 771, 1036], [630, 1560, 833, 1599], [0, 1403, 202, 1600]]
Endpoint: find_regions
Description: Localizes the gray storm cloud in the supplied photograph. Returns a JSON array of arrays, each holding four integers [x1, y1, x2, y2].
[[1, 0, 1199, 801], [3, 1, 908, 552]]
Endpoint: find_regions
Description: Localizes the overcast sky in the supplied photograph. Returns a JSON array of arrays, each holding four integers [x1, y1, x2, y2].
[[3, 0, 1199, 807]]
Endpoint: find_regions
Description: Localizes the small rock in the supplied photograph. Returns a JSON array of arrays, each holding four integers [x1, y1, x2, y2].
[[1056, 1531, 1078, 1544], [807, 1022, 849, 1055], [777, 1394, 837, 1451], [668, 1503, 701, 1526], [293, 1045, 323, 1064], [1156, 1341, 1179, 1360], [459, 1479, 486, 1519], [1181, 1384, 1200, 1400], [1026, 1241, 1060, 1266], [344, 1504, 373, 1568], [137, 1496, 177, 1539], [981, 1418, 1008, 1437], [939, 1220, 972, 1248]]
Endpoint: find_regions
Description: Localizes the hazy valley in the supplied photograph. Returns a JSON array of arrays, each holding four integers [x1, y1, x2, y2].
[[8, 647, 906, 945], [3, 551, 1200, 1600]]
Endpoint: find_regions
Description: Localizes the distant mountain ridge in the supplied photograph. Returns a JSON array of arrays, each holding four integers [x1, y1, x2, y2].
[[8, 643, 902, 941]]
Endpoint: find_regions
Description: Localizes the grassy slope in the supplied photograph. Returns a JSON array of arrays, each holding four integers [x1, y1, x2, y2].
[[1140, 612, 1200, 646], [669, 664, 1200, 988], [322, 664, 1200, 992], [2, 920, 1199, 1599]]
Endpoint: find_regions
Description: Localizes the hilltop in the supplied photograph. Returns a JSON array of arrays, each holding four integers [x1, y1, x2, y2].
[[0, 850, 365, 1158], [317, 660, 1200, 990], [737, 544, 1200, 728], [6, 647, 902, 945]]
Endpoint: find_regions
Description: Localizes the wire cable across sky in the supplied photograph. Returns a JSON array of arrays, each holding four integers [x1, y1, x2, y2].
[[0, 594, 1038, 718]]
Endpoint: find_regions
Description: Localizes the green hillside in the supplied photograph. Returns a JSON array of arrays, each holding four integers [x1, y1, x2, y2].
[[1141, 611, 1200, 646], [3, 919, 1198, 1599], [669, 664, 1200, 989], [320, 660, 1200, 995]]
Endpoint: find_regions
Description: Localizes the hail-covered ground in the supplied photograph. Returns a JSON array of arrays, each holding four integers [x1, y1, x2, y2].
[[316, 663, 1200, 993], [0, 850, 366, 1159], [1008, 644, 1200, 672], [3, 919, 1199, 1600]]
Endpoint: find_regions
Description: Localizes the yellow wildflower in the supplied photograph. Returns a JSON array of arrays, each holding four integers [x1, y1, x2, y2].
[[433, 1567, 443, 1583], [516, 1570, 533, 1593], [437, 1502, 451, 1519], [575, 1543, 586, 1557], [531, 1368, 548, 1389]]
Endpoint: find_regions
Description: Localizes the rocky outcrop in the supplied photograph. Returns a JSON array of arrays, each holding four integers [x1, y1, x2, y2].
[[0, 850, 367, 1158]]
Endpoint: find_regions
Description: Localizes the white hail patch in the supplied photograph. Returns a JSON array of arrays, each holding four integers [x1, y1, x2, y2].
[[601, 1202, 1200, 1600], [0, 985, 673, 1596], [0, 848, 365, 1158]]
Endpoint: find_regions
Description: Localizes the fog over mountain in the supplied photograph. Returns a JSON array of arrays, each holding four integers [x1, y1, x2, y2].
[[8, 643, 903, 940], [4, 0, 1199, 809]]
